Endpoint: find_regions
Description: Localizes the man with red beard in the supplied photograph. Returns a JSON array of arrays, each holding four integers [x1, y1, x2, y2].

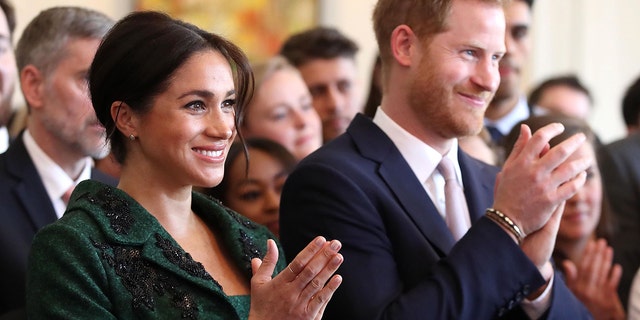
[[484, 0, 534, 147], [280, 0, 592, 318], [280, 27, 363, 143], [0, 7, 116, 318]]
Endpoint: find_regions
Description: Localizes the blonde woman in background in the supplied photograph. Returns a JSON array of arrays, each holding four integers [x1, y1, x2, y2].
[[241, 56, 322, 161]]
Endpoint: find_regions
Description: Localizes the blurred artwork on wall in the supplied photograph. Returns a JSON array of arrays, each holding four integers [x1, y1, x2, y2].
[[136, 0, 317, 63]]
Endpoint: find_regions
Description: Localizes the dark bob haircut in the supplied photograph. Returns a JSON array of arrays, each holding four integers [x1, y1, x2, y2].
[[89, 11, 254, 164]]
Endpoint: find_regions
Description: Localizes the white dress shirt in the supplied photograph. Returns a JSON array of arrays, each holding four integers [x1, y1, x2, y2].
[[23, 130, 92, 218], [372, 108, 463, 220], [0, 126, 9, 153]]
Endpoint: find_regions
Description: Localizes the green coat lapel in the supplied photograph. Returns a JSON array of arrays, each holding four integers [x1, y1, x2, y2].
[[69, 180, 277, 300]]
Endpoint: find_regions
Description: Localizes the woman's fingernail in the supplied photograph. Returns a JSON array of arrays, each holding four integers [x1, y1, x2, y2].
[[331, 254, 343, 266]]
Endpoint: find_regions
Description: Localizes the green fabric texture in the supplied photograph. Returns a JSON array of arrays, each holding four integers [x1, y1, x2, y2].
[[26, 180, 284, 319]]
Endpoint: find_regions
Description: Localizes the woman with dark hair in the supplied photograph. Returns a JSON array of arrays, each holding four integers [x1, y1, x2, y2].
[[503, 114, 624, 320], [203, 138, 296, 238], [26, 11, 342, 319]]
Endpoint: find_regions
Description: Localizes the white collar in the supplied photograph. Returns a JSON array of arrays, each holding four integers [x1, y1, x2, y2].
[[372, 107, 463, 186], [0, 126, 8, 153], [23, 130, 92, 217]]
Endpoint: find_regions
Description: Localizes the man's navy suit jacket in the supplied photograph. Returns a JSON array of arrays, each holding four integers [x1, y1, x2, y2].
[[0, 134, 117, 317], [281, 114, 590, 319]]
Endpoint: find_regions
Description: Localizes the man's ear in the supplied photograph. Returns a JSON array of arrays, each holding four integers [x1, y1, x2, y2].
[[110, 101, 138, 138], [390, 24, 418, 68], [20, 65, 45, 109]]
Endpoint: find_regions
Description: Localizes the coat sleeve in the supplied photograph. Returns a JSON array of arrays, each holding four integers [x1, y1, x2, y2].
[[26, 222, 117, 320]]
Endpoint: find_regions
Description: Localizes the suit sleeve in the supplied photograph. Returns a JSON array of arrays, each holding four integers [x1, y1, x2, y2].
[[280, 161, 590, 319]]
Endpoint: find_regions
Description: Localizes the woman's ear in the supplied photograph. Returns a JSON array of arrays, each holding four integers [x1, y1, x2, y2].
[[110, 101, 138, 138]]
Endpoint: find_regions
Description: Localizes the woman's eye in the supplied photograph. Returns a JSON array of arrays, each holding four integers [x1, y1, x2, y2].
[[270, 108, 288, 121], [186, 101, 206, 112], [239, 191, 261, 201], [222, 99, 236, 112]]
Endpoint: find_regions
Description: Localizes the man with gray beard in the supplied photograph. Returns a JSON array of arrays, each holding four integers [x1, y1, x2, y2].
[[0, 7, 116, 318]]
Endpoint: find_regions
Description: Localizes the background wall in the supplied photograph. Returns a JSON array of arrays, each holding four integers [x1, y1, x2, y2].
[[529, 0, 640, 142], [13, 0, 640, 143]]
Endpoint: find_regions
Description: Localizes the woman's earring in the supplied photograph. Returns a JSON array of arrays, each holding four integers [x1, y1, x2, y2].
[[129, 134, 136, 141]]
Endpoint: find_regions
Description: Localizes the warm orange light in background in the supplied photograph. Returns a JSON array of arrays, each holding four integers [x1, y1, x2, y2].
[[136, 0, 317, 63]]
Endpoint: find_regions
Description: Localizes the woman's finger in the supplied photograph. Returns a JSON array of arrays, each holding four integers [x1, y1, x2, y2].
[[279, 236, 327, 283], [298, 252, 343, 302], [307, 274, 343, 317], [251, 239, 279, 285], [293, 240, 342, 290]]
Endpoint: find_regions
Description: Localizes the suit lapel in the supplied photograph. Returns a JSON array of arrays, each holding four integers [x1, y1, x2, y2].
[[458, 150, 498, 223], [379, 160, 456, 254], [348, 115, 455, 255], [5, 135, 57, 230]]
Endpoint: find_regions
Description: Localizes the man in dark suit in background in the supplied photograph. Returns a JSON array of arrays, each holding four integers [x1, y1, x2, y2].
[[484, 0, 534, 144], [0, 0, 16, 154], [280, 0, 591, 318], [599, 75, 640, 308], [280, 26, 363, 144], [0, 7, 115, 318]]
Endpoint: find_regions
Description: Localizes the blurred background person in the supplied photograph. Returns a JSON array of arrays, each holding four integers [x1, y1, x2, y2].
[[93, 139, 121, 180], [504, 114, 624, 320], [0, 7, 115, 318], [598, 74, 640, 308], [0, 0, 16, 154], [528, 74, 593, 120], [458, 128, 498, 165], [280, 26, 362, 143], [460, 0, 534, 166], [241, 55, 322, 161], [620, 75, 640, 135], [93, 147, 121, 179], [627, 264, 640, 319], [483, 0, 534, 144], [202, 138, 296, 238]]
